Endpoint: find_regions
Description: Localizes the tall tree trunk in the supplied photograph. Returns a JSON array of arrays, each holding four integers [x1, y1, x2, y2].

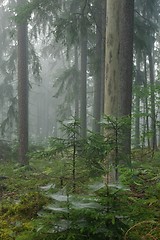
[[144, 54, 150, 148], [134, 50, 141, 148], [74, 44, 79, 120], [105, 0, 120, 117], [17, 0, 29, 165], [92, 0, 103, 133], [80, 22, 87, 138], [101, 0, 106, 118], [148, 47, 157, 151], [118, 0, 134, 159], [104, 0, 134, 166]]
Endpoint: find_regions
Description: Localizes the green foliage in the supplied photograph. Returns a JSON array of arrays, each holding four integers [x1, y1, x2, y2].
[[1, 192, 47, 218], [2, 146, 160, 239], [29, 137, 66, 162], [0, 192, 48, 240], [53, 66, 80, 120], [54, 13, 80, 46], [29, 116, 132, 180], [29, 120, 85, 191], [33, 183, 129, 240], [80, 132, 109, 176]]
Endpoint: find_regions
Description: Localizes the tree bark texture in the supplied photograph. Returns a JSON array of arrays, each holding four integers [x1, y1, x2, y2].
[[148, 48, 157, 150], [104, 0, 134, 162], [80, 22, 87, 138], [134, 50, 141, 148], [105, 0, 120, 116], [92, 0, 106, 134], [93, 0, 103, 133], [143, 54, 150, 148], [74, 44, 79, 120], [101, 0, 106, 118], [118, 0, 134, 117], [18, 21, 29, 165]]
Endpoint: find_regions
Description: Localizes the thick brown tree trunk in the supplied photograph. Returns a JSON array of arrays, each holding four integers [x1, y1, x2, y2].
[[105, 0, 120, 117], [118, 0, 134, 160], [104, 0, 134, 169]]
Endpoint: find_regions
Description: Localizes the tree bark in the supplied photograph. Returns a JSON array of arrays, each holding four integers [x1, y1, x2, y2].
[[17, 1, 29, 165], [92, 0, 103, 133], [74, 44, 79, 120], [105, 0, 120, 117], [143, 54, 150, 148], [118, 0, 134, 159], [148, 47, 157, 151], [134, 50, 141, 148], [80, 21, 87, 138], [101, 0, 106, 118], [104, 0, 134, 165]]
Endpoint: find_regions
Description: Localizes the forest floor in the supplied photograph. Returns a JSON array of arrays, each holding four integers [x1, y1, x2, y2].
[[1, 150, 160, 239], [0, 157, 62, 240]]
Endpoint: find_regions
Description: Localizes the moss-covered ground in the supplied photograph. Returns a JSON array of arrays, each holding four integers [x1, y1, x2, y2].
[[1, 150, 160, 239]]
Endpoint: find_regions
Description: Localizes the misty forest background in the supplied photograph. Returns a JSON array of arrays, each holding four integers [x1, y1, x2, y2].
[[1, 0, 160, 240], [0, 0, 159, 161]]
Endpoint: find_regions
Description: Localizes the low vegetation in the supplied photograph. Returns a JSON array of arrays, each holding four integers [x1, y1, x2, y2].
[[1, 139, 160, 239]]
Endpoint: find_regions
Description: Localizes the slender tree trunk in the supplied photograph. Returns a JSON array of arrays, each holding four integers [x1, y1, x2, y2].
[[74, 44, 79, 120], [144, 54, 150, 148], [92, 0, 103, 133], [80, 22, 87, 138], [101, 0, 106, 118], [134, 50, 141, 148], [148, 47, 157, 151], [17, 14, 29, 165]]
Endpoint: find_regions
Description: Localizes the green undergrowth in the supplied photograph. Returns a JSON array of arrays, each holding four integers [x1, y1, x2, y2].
[[0, 191, 49, 240], [0, 159, 54, 239], [0, 155, 90, 240], [1, 150, 160, 239]]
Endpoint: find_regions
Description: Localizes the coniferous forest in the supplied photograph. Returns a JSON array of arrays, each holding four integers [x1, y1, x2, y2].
[[1, 0, 160, 239]]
